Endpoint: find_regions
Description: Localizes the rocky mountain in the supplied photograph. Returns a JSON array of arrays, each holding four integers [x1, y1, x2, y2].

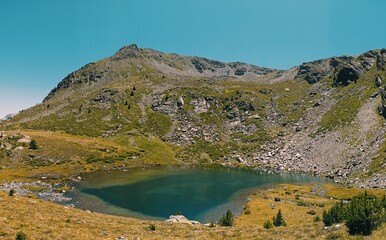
[[0, 113, 16, 122], [2, 44, 386, 187]]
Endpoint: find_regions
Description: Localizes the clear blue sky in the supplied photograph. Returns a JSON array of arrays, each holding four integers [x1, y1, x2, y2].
[[1, 0, 385, 118]]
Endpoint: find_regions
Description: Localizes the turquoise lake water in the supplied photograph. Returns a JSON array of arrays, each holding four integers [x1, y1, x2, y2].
[[69, 167, 331, 223]]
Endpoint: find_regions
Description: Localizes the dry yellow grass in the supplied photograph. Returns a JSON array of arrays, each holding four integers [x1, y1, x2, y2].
[[236, 183, 386, 239], [236, 184, 332, 227], [0, 184, 385, 240], [323, 184, 386, 199]]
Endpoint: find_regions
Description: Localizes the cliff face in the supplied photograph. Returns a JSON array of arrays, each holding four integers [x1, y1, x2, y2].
[[297, 49, 385, 85], [4, 45, 386, 187]]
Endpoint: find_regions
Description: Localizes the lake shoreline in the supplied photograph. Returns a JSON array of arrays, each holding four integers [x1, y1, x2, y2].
[[67, 167, 332, 222]]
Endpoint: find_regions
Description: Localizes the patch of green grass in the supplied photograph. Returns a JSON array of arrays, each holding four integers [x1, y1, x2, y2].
[[199, 112, 223, 126], [85, 151, 140, 164], [231, 125, 270, 144], [134, 136, 178, 164], [143, 109, 172, 137], [21, 186, 50, 192], [9, 82, 146, 137], [176, 140, 228, 163], [255, 80, 313, 123]]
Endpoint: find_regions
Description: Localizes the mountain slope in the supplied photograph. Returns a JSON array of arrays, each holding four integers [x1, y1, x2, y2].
[[2, 45, 386, 187]]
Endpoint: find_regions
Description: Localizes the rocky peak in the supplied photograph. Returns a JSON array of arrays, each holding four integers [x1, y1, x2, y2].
[[113, 44, 140, 59], [297, 58, 331, 84], [296, 49, 385, 85], [43, 61, 107, 102], [0, 113, 16, 122]]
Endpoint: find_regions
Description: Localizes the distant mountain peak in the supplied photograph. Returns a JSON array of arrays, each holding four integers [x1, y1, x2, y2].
[[113, 43, 140, 59], [0, 113, 16, 122]]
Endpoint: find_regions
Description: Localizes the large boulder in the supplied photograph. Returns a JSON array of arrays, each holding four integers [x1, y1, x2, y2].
[[297, 59, 331, 84], [376, 48, 386, 71], [333, 65, 362, 86], [375, 76, 384, 88], [165, 215, 200, 225], [381, 86, 386, 118]]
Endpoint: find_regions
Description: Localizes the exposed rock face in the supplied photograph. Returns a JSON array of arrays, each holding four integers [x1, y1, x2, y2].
[[297, 59, 331, 84], [113, 44, 139, 59], [151, 96, 179, 116], [44, 62, 108, 101], [331, 57, 365, 86], [377, 49, 386, 70], [375, 76, 383, 88], [381, 86, 386, 118], [92, 89, 120, 109], [334, 66, 361, 86], [191, 57, 225, 73], [191, 98, 210, 114], [0, 113, 16, 122], [234, 67, 247, 76], [297, 49, 386, 85]]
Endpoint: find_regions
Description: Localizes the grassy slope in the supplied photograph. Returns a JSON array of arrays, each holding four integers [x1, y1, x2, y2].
[[4, 74, 317, 166], [319, 67, 382, 131], [0, 130, 179, 182]]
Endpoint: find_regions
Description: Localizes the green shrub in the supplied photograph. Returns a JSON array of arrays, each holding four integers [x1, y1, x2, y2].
[[345, 192, 384, 236], [15, 231, 26, 240], [322, 201, 345, 226], [9, 189, 16, 196], [218, 209, 234, 226], [273, 209, 287, 227], [313, 215, 321, 222], [144, 110, 172, 137], [322, 192, 385, 236], [149, 224, 156, 231], [29, 139, 38, 150], [307, 210, 317, 215], [263, 220, 273, 229], [297, 201, 309, 207], [243, 205, 251, 214], [209, 221, 215, 228]]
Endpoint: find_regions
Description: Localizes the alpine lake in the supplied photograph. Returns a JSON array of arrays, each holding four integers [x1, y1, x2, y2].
[[66, 167, 331, 223]]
